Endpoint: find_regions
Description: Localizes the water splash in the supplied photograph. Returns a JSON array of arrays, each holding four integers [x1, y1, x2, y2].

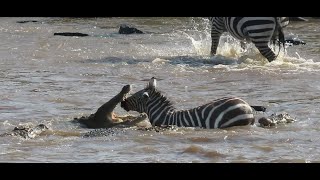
[[175, 18, 320, 72], [177, 30, 210, 56]]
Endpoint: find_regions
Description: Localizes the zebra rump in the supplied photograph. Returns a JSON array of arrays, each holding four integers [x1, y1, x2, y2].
[[121, 77, 264, 129]]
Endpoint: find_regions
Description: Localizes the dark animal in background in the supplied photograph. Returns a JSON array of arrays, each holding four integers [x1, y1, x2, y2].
[[118, 24, 144, 34]]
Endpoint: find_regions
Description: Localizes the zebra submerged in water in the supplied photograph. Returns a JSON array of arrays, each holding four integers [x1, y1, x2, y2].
[[121, 78, 268, 129], [209, 17, 289, 62]]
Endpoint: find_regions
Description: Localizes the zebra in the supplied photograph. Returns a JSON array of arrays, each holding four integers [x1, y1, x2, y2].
[[209, 17, 289, 62], [121, 77, 266, 129]]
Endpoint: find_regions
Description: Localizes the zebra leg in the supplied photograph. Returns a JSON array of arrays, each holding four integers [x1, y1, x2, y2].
[[210, 29, 222, 56], [252, 41, 276, 62]]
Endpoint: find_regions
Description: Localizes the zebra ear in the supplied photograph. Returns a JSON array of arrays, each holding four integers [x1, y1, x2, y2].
[[142, 92, 149, 100], [148, 77, 157, 89]]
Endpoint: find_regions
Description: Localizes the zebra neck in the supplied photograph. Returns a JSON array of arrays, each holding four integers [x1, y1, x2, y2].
[[147, 106, 177, 126], [145, 91, 202, 127], [148, 108, 200, 127], [145, 93, 176, 126]]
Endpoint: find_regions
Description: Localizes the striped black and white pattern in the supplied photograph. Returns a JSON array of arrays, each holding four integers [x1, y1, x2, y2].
[[209, 17, 289, 62], [121, 78, 255, 129]]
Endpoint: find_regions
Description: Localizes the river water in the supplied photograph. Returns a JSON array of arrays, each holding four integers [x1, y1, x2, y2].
[[1, 17, 320, 163]]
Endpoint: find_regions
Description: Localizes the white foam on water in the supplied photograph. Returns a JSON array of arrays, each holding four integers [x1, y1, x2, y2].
[[182, 27, 320, 73]]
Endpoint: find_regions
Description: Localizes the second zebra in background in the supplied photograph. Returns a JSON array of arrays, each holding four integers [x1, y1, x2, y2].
[[209, 17, 289, 62]]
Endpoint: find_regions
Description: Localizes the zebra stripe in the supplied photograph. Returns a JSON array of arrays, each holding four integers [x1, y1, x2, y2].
[[149, 99, 165, 120], [214, 103, 252, 128], [205, 97, 235, 128], [163, 110, 174, 126], [220, 114, 254, 128], [173, 111, 177, 125], [209, 17, 288, 62], [192, 108, 200, 127], [182, 111, 190, 126], [187, 110, 195, 127], [153, 105, 171, 125]]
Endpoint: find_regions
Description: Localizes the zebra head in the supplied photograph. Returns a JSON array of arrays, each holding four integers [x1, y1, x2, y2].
[[121, 77, 157, 113]]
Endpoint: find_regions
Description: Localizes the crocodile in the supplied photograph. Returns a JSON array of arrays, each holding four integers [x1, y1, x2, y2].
[[0, 113, 147, 139], [258, 112, 296, 128], [73, 84, 142, 129], [0, 124, 49, 139]]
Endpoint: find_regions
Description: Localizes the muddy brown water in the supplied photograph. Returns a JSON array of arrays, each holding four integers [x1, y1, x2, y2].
[[1, 17, 320, 162]]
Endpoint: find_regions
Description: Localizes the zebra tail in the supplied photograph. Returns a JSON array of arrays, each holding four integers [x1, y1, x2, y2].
[[251, 106, 266, 112]]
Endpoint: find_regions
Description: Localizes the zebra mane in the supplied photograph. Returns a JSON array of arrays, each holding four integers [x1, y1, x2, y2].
[[148, 88, 175, 109]]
